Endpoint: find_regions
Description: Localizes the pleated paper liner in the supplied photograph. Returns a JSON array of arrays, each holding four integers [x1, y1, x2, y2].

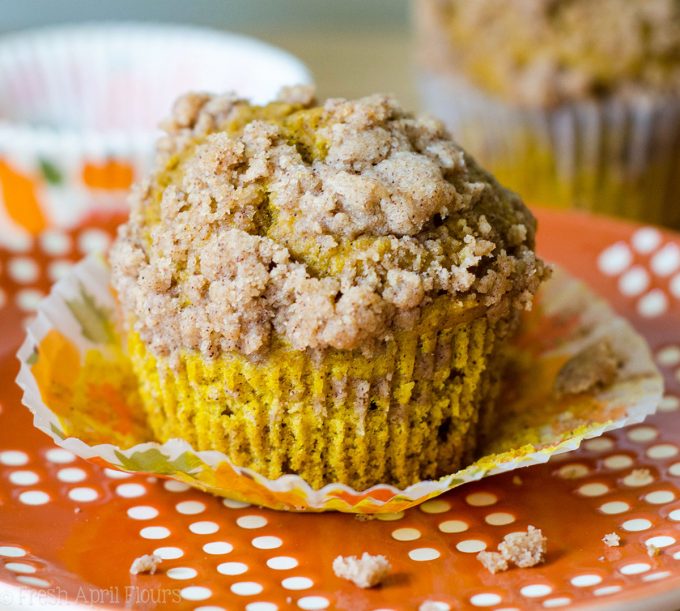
[[16, 257, 662, 512]]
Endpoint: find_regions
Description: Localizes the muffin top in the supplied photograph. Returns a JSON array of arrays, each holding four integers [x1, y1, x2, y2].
[[110, 87, 546, 359], [422, 0, 680, 107]]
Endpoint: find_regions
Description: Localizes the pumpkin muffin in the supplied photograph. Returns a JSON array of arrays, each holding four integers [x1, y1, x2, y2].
[[109, 88, 548, 489], [416, 0, 680, 227]]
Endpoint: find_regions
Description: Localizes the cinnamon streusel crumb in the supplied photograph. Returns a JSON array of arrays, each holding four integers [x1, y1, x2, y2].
[[333, 552, 391, 588]]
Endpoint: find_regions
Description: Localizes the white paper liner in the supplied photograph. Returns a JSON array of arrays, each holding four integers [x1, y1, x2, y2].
[[0, 23, 312, 235], [418, 71, 680, 227], [16, 257, 663, 512]]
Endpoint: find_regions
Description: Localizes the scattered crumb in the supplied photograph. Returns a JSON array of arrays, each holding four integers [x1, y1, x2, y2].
[[74, 507, 82, 514], [647, 543, 661, 557], [129, 554, 162, 575], [603, 532, 620, 547], [554, 340, 620, 397], [333, 552, 391, 588], [477, 550, 509, 574], [512, 475, 523, 486], [626, 468, 653, 486], [478, 525, 547, 573], [354, 514, 375, 522]]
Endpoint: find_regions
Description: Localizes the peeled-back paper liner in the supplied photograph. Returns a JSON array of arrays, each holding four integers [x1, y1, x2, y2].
[[16, 257, 662, 513], [0, 23, 311, 240], [418, 71, 680, 228]]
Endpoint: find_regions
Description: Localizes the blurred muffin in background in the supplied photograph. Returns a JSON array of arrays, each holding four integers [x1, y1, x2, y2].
[[415, 0, 680, 228]]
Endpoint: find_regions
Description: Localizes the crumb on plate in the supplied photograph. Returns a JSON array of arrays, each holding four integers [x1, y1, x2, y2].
[[476, 550, 509, 574], [333, 552, 391, 588], [478, 525, 547, 573], [129, 554, 163, 576], [627, 468, 653, 486], [603, 532, 620, 547], [647, 543, 661, 557]]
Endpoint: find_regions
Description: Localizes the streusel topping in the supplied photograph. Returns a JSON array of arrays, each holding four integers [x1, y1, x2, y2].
[[111, 90, 546, 359]]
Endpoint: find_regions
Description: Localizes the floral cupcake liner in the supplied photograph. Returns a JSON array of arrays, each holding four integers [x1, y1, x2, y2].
[[418, 72, 680, 228], [16, 257, 662, 512]]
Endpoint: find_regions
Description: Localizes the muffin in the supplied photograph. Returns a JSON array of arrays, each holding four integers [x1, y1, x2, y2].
[[416, 0, 680, 228], [110, 88, 547, 490]]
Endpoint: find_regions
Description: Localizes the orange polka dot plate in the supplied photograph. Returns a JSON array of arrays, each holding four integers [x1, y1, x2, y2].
[[1, 207, 680, 609]]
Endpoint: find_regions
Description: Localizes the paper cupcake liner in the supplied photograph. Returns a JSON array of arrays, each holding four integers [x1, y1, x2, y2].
[[16, 257, 663, 512], [0, 23, 311, 239], [418, 71, 680, 228]]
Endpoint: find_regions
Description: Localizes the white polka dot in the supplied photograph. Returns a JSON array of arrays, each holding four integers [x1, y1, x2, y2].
[[297, 596, 329, 610], [557, 463, 590, 479], [40, 231, 71, 255], [632, 228, 661, 254], [5, 562, 36, 574], [660, 395, 680, 412], [140, 526, 170, 540], [217, 561, 248, 576], [628, 426, 658, 442], [408, 547, 441, 561], [668, 509, 680, 522], [603, 455, 634, 470], [103, 468, 132, 479], [420, 499, 451, 514], [166, 567, 197, 580], [647, 444, 678, 459], [16, 289, 43, 311], [180, 586, 211, 601], [252, 536, 282, 550], [0, 546, 26, 557], [16, 576, 49, 588], [470, 593, 501, 607], [669, 462, 680, 477], [164, 480, 190, 492], [643, 571, 671, 582], [622, 518, 652, 532], [645, 490, 675, 504], [657, 346, 680, 367], [0, 451, 29, 466], [594, 586, 622, 596], [652, 243, 680, 276], [466, 492, 497, 507], [267, 556, 298, 570], [391, 528, 421, 541], [9, 470, 39, 486], [584, 437, 615, 452], [231, 582, 263, 596], [456, 539, 486, 554], [571, 574, 602, 587], [598, 242, 632, 276], [577, 483, 609, 497], [282, 577, 313, 590], [153, 546, 183, 560], [543, 599, 571, 608], [671, 273, 680, 298], [417, 604, 449, 611], [222, 498, 250, 508], [521, 585, 552, 598], [645, 535, 675, 548], [620, 563, 651, 575], [190, 521, 219, 535], [375, 512, 404, 521], [57, 467, 86, 483], [9, 258, 38, 283], [18, 490, 49, 505], [638, 290, 668, 318], [246, 604, 277, 611], [438, 520, 468, 533], [619, 266, 649, 297], [175, 500, 206, 515], [116, 483, 146, 498], [127, 506, 159, 520], [78, 229, 111, 255], [45, 449, 74, 464], [47, 260, 73, 282], [600, 501, 630, 515], [68, 487, 98, 502], [0, 288, 5, 309], [237, 515, 268, 529], [623, 470, 655, 486], [484, 512, 515, 526], [203, 541, 233, 555]]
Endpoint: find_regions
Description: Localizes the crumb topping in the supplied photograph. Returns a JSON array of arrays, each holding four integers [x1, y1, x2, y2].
[[332, 552, 391, 588], [478, 525, 547, 573], [554, 340, 620, 397], [111, 90, 546, 359], [129, 553, 162, 575], [603, 532, 621, 547], [627, 468, 654, 486], [422, 0, 680, 106]]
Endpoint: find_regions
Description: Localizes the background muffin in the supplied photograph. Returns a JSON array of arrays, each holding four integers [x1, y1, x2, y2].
[[110, 88, 547, 490], [416, 0, 680, 228]]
